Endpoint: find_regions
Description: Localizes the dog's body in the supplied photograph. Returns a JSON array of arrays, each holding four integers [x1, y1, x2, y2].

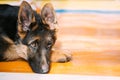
[[0, 1, 71, 74], [0, 4, 20, 60]]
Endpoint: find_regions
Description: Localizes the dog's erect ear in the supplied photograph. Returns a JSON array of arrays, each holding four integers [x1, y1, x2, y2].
[[41, 3, 57, 30], [18, 1, 35, 32]]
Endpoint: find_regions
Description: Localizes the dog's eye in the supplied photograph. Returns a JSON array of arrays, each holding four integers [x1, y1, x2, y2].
[[29, 40, 38, 48], [47, 41, 52, 49]]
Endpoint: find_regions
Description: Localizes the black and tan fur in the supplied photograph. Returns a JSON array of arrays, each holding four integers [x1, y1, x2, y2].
[[0, 1, 71, 73]]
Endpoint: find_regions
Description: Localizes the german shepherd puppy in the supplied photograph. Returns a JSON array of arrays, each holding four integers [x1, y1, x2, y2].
[[0, 1, 71, 73]]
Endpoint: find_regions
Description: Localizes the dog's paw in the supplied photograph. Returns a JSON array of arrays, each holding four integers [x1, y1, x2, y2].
[[51, 49, 72, 63]]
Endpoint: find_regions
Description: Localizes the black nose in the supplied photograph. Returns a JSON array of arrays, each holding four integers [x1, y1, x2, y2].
[[41, 64, 49, 73], [33, 65, 49, 73], [41, 69, 49, 73], [33, 69, 49, 74]]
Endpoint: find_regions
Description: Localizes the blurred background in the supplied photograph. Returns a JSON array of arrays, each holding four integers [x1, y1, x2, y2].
[[0, 0, 120, 51], [0, 0, 120, 76]]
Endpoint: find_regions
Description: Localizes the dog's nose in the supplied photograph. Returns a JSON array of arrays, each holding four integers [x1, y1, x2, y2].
[[42, 68, 49, 73], [41, 64, 49, 73]]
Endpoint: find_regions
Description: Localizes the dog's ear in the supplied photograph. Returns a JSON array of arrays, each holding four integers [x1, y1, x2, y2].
[[41, 3, 57, 30], [18, 1, 35, 32]]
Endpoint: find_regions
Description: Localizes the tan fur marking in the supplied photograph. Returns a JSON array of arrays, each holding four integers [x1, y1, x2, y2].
[[4, 44, 28, 61], [4, 45, 20, 61], [2, 36, 14, 44], [31, 14, 38, 31], [18, 25, 27, 40], [33, 36, 41, 40], [31, 24, 38, 31], [32, 15, 36, 23], [28, 36, 41, 45]]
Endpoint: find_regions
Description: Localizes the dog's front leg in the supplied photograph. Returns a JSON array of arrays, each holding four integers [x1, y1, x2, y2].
[[51, 49, 72, 63], [3, 44, 21, 61], [4, 44, 28, 61]]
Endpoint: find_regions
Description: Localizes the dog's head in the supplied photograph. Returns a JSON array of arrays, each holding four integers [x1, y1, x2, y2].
[[17, 1, 57, 73]]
